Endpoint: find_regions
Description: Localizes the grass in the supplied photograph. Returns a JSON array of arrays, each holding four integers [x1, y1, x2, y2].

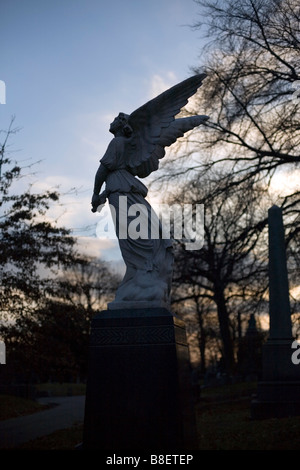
[[197, 398, 300, 450], [36, 382, 86, 397], [0, 395, 51, 421], [197, 382, 300, 450], [1, 381, 300, 450], [18, 424, 84, 450]]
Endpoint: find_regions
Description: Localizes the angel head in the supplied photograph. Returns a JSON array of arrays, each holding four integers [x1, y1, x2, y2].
[[109, 112, 133, 137]]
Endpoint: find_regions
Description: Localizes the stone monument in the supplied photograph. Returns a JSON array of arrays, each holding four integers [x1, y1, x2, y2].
[[251, 205, 300, 419], [83, 74, 208, 449], [237, 313, 263, 382]]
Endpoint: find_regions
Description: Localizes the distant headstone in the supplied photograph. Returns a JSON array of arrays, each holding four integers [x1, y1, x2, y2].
[[237, 314, 263, 381]]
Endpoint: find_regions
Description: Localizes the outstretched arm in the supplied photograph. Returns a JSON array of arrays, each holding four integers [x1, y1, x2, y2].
[[93, 164, 109, 194], [91, 164, 109, 212]]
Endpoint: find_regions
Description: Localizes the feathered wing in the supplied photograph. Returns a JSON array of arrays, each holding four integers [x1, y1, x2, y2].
[[125, 73, 207, 178], [158, 115, 209, 147]]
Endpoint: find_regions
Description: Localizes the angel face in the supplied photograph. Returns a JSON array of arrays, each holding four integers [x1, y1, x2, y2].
[[109, 112, 129, 136]]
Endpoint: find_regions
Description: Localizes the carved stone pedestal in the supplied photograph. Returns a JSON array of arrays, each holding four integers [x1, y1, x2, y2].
[[83, 308, 197, 450]]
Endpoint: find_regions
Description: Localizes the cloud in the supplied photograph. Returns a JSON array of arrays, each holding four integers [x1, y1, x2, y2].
[[269, 168, 300, 197], [77, 235, 120, 258], [77, 236, 125, 274], [58, 111, 113, 163], [28, 179, 124, 264], [147, 72, 177, 99]]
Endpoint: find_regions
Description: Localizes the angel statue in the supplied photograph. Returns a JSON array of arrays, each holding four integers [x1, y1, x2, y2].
[[91, 73, 208, 309]]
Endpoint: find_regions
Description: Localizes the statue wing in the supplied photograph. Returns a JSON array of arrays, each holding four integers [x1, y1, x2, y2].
[[125, 73, 207, 178]]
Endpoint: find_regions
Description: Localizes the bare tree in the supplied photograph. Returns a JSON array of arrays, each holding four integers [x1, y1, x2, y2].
[[55, 255, 121, 313], [154, 0, 300, 359], [169, 171, 270, 374], [0, 122, 121, 382], [159, 0, 299, 197], [0, 120, 77, 322], [194, 0, 299, 181]]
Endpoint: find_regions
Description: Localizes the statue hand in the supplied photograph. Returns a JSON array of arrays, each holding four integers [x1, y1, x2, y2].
[[91, 193, 106, 213]]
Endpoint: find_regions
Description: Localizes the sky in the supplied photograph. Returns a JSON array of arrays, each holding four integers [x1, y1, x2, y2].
[[1, 0, 207, 268]]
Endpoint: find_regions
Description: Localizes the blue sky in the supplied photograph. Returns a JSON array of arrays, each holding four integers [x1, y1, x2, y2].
[[1, 0, 207, 266]]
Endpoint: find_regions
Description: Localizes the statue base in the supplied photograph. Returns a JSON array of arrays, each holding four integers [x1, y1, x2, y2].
[[82, 308, 197, 450]]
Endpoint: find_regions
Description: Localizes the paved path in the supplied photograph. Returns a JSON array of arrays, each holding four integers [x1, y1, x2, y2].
[[0, 395, 86, 449]]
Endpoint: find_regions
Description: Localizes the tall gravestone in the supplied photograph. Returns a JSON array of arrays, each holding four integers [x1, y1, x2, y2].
[[251, 205, 300, 419]]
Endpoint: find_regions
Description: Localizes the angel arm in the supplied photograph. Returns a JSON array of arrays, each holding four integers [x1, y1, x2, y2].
[[91, 164, 109, 212], [93, 164, 109, 195]]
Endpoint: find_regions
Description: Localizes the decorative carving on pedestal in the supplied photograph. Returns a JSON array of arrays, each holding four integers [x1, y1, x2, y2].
[[90, 324, 175, 346]]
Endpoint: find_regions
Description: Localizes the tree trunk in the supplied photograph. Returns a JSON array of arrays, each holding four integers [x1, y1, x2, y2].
[[196, 303, 206, 374], [214, 286, 235, 375]]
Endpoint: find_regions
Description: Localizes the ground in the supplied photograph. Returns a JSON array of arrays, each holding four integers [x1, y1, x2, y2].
[[1, 381, 300, 450]]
